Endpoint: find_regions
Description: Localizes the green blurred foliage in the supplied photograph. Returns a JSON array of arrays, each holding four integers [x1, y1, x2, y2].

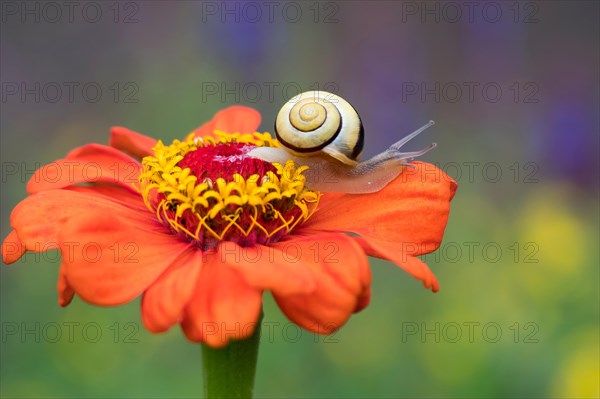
[[1, 1, 598, 398]]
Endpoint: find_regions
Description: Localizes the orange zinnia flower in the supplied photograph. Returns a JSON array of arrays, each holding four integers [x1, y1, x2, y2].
[[1, 106, 457, 348]]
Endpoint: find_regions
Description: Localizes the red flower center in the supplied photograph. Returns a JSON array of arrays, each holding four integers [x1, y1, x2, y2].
[[178, 143, 277, 182]]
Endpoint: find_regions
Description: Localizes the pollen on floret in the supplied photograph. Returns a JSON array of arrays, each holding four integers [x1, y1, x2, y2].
[[139, 131, 320, 250]]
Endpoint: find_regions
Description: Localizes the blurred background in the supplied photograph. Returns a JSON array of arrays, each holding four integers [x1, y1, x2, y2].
[[1, 1, 598, 398]]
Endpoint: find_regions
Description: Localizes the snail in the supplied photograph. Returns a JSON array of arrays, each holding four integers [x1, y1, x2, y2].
[[247, 91, 437, 194]]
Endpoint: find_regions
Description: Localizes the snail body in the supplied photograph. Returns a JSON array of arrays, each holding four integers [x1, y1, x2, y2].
[[248, 91, 437, 194]]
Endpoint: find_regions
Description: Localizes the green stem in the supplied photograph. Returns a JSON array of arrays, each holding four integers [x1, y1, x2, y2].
[[201, 311, 263, 399]]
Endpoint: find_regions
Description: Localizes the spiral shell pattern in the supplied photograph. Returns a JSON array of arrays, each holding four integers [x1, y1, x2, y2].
[[274, 91, 364, 165]]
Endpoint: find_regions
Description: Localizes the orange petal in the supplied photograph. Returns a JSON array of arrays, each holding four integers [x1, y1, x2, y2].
[[60, 212, 192, 306], [27, 144, 141, 195], [193, 106, 261, 137], [354, 236, 440, 292], [181, 250, 262, 348], [109, 126, 157, 159], [304, 161, 457, 255], [65, 184, 146, 209], [273, 233, 371, 335], [217, 241, 315, 296], [1, 230, 26, 264], [141, 249, 203, 333], [7, 189, 188, 305], [9, 190, 156, 255]]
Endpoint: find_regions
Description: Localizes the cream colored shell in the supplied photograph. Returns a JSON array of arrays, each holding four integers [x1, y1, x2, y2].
[[274, 91, 363, 165]]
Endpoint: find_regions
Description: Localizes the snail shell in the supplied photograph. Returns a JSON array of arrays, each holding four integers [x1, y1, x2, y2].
[[248, 91, 437, 194], [274, 91, 364, 166]]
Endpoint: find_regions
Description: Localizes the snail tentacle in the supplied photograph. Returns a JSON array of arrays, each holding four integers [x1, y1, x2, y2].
[[389, 120, 435, 151]]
